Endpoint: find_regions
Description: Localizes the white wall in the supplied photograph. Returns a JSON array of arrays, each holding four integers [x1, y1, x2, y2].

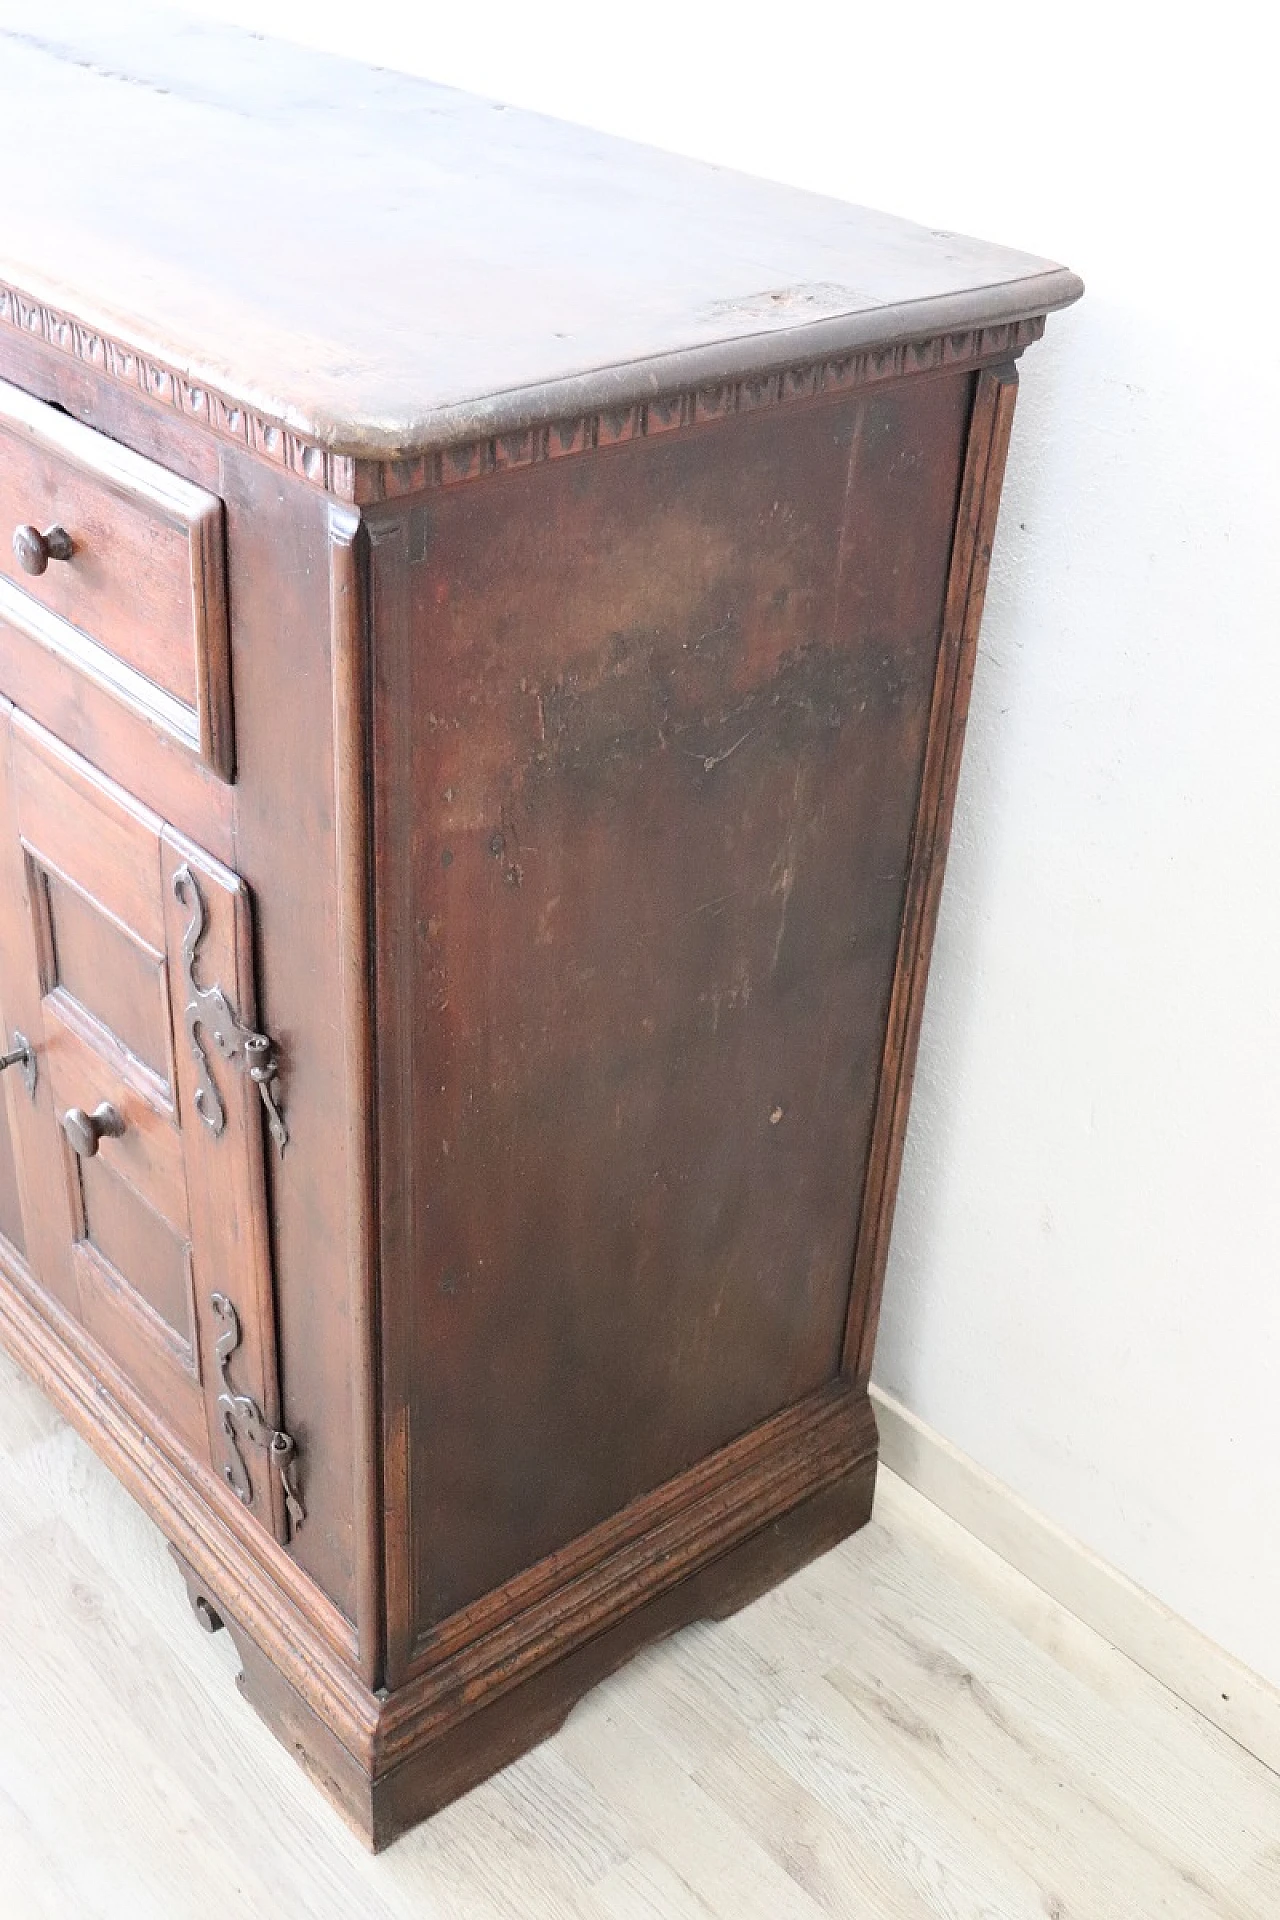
[[173, 0, 1280, 1686]]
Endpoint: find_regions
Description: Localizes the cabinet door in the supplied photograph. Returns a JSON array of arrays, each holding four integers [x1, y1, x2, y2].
[[2, 709, 297, 1543], [0, 698, 74, 1308]]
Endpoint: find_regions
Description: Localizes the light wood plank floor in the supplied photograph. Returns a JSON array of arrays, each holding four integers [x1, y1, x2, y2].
[[1, 1342, 1277, 1919]]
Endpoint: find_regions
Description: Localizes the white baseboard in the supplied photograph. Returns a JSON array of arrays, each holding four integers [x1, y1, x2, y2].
[[870, 1383, 1280, 1781]]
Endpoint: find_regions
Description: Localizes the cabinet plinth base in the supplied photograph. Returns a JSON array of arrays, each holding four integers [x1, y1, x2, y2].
[[224, 1451, 878, 1851], [1, 1196, 878, 1851]]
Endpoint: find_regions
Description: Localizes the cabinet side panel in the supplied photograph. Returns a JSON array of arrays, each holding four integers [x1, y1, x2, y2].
[[373, 379, 971, 1645]]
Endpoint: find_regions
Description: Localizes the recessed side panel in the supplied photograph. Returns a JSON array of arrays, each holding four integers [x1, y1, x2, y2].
[[373, 376, 972, 1645]]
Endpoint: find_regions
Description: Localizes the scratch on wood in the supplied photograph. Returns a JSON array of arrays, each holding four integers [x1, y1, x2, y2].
[[683, 727, 756, 775]]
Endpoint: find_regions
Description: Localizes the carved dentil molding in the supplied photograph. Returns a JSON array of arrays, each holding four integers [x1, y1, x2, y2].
[[0, 278, 1042, 504]]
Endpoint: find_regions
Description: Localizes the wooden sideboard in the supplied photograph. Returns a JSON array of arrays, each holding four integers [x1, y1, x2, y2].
[[0, 6, 1081, 1848]]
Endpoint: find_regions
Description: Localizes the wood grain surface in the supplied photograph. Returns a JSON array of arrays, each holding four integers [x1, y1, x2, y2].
[[370, 372, 970, 1651], [0, 3, 1081, 458]]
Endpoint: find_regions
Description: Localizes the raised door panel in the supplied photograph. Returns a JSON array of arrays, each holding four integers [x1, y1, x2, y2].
[[5, 711, 294, 1542]]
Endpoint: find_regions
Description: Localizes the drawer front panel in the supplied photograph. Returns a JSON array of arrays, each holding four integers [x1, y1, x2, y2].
[[0, 377, 232, 776]]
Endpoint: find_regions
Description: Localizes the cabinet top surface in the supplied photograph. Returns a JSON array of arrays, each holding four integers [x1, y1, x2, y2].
[[0, 4, 1081, 459]]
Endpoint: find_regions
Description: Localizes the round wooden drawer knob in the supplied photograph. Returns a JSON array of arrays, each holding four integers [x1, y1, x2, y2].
[[12, 522, 75, 576], [60, 1102, 126, 1158]]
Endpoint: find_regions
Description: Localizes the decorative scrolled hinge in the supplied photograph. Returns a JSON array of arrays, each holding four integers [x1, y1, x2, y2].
[[172, 865, 288, 1156], [211, 1291, 305, 1545]]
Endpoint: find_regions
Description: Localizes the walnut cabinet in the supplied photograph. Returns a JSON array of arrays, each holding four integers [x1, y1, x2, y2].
[[0, 10, 1081, 1847]]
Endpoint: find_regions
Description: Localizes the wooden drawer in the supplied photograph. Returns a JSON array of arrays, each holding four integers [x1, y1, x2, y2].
[[0, 378, 232, 778]]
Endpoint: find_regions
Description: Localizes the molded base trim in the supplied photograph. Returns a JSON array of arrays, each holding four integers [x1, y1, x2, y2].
[[0, 1255, 879, 1848], [224, 1460, 876, 1850], [367, 1462, 876, 1848], [872, 1384, 1280, 1782]]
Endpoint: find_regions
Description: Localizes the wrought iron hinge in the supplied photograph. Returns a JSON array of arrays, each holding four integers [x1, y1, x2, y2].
[[173, 865, 288, 1156], [210, 1291, 305, 1545]]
